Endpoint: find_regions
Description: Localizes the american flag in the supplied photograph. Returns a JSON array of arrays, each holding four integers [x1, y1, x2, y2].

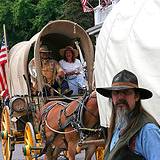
[[81, 0, 94, 12], [0, 37, 8, 98]]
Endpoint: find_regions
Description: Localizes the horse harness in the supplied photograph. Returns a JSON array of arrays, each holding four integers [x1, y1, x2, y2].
[[39, 93, 100, 156]]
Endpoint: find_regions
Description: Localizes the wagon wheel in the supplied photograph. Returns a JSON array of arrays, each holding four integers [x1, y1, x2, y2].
[[95, 146, 104, 160], [23, 122, 37, 160], [1, 105, 13, 160]]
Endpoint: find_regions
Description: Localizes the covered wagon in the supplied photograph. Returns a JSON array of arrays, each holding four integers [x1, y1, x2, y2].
[[1, 20, 95, 160]]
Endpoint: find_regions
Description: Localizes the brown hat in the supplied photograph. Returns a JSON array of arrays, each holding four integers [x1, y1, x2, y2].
[[39, 45, 51, 53], [96, 69, 152, 99], [59, 46, 79, 57]]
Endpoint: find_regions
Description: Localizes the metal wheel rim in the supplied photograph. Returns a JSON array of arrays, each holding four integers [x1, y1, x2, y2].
[[1, 106, 12, 160], [24, 122, 36, 160]]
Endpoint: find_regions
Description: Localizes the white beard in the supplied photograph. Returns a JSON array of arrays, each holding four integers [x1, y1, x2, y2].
[[115, 108, 129, 130]]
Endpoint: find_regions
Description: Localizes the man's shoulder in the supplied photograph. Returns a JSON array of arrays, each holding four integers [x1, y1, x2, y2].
[[142, 123, 159, 131], [138, 123, 160, 137]]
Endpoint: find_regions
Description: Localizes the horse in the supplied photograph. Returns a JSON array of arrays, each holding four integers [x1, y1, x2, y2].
[[37, 91, 103, 160]]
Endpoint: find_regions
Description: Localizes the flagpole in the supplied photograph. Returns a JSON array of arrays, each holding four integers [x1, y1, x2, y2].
[[3, 24, 8, 50]]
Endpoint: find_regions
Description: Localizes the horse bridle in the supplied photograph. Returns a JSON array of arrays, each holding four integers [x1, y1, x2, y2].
[[37, 92, 100, 158], [82, 94, 98, 119]]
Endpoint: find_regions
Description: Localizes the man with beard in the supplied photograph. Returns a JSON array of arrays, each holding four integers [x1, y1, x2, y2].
[[29, 45, 73, 96], [96, 69, 160, 160], [39, 45, 73, 96]]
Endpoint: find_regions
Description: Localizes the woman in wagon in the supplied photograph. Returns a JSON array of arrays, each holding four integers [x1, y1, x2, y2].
[[59, 46, 86, 95]]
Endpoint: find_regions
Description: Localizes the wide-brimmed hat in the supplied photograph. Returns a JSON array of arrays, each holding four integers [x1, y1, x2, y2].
[[59, 46, 79, 57], [39, 45, 51, 53], [96, 69, 152, 99]]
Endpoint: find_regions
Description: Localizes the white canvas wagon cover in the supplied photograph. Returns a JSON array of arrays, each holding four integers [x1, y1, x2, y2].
[[8, 41, 33, 96], [95, 0, 160, 127]]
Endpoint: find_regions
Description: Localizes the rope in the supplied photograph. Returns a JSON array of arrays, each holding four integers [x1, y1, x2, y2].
[[52, 87, 86, 106], [45, 120, 77, 134]]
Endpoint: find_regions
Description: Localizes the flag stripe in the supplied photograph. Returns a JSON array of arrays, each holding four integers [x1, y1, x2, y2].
[[0, 50, 7, 65], [0, 66, 6, 90], [81, 0, 93, 12], [0, 36, 9, 98], [82, 0, 87, 5], [0, 47, 7, 52]]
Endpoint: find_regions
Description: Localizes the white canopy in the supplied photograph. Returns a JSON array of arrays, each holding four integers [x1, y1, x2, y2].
[[95, 0, 160, 127], [8, 41, 32, 96], [7, 20, 94, 97]]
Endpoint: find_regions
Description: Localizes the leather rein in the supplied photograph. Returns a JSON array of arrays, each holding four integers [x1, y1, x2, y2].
[[42, 92, 98, 134]]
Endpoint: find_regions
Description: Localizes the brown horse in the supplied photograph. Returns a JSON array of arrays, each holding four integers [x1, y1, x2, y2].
[[38, 91, 102, 160]]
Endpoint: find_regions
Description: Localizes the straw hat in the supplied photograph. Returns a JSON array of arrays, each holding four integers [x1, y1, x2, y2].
[[96, 69, 152, 99], [39, 45, 51, 53], [59, 46, 79, 57]]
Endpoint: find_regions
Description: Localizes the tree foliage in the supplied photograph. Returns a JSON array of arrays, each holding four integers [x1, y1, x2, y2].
[[60, 0, 94, 30], [0, 0, 95, 47]]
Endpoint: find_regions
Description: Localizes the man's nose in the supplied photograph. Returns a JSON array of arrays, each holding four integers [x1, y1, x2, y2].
[[117, 92, 126, 98]]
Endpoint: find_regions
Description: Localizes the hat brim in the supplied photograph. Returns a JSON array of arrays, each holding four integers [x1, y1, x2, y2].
[[59, 48, 79, 57], [40, 50, 52, 53], [96, 86, 152, 99]]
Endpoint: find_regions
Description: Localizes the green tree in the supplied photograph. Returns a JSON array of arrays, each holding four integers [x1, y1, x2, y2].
[[60, 0, 95, 30], [0, 0, 14, 45], [12, 0, 36, 42], [32, 0, 65, 31], [0, 0, 96, 47], [0, 0, 36, 46]]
